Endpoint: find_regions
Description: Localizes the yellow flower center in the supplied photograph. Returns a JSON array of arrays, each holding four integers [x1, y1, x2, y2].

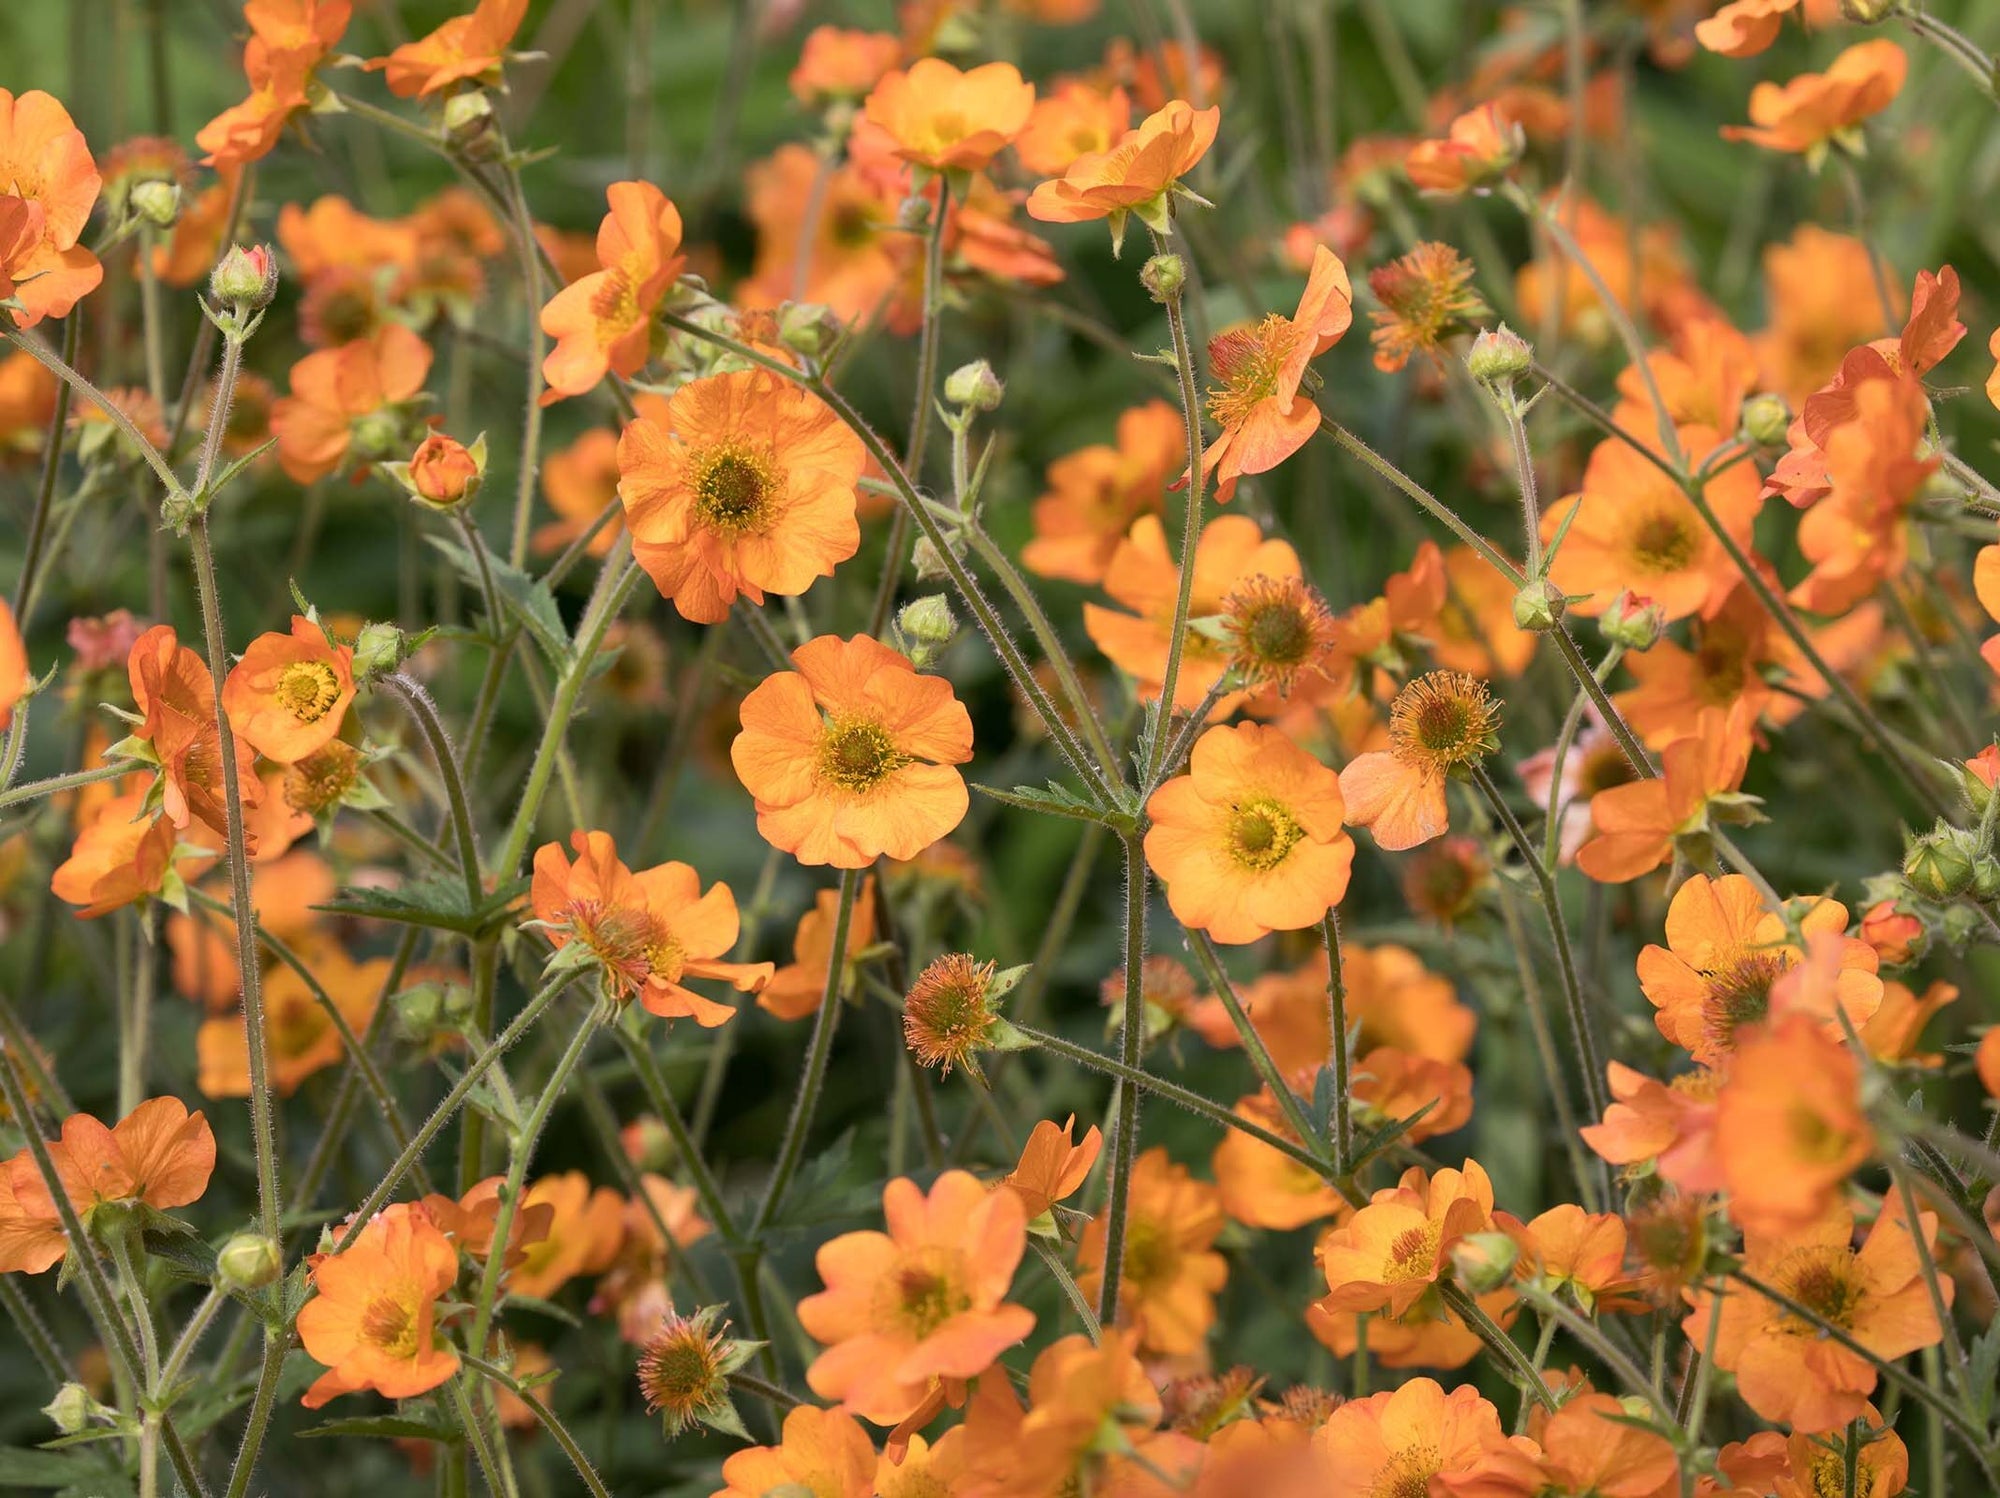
[[1122, 1217, 1177, 1291], [876, 1246, 972, 1338], [1628, 510, 1699, 574], [1227, 796, 1305, 872], [816, 715, 909, 794], [569, 899, 683, 998], [1206, 315, 1307, 431], [1375, 1444, 1442, 1498], [359, 1294, 419, 1359], [276, 660, 341, 724], [688, 441, 780, 534], [1384, 1222, 1442, 1283], [589, 260, 641, 342], [1778, 1247, 1866, 1331]]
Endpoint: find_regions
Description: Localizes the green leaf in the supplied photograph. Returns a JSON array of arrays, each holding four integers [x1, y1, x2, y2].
[[0, 1448, 127, 1490], [426, 536, 572, 666], [300, 1415, 464, 1444], [140, 1226, 218, 1284], [973, 781, 1130, 830], [315, 874, 527, 939], [1968, 1312, 2000, 1423]]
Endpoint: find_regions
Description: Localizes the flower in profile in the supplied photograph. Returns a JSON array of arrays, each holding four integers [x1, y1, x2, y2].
[[1075, 1148, 1228, 1355], [1687, 1202, 1947, 1432], [903, 953, 1004, 1079], [539, 181, 685, 401], [0, 89, 103, 326], [196, 0, 352, 168], [221, 615, 356, 766], [1145, 722, 1353, 944], [730, 634, 974, 868], [1339, 670, 1500, 852], [1696, 0, 1801, 57], [1314, 1378, 1520, 1493], [1405, 103, 1523, 195], [1316, 1161, 1494, 1318], [861, 59, 1035, 174], [1222, 575, 1336, 694], [1716, 1012, 1873, 1236], [1367, 242, 1487, 373], [297, 1203, 461, 1407], [789, 27, 902, 107], [127, 623, 261, 846], [1001, 1116, 1103, 1222], [637, 1305, 759, 1439], [1576, 702, 1758, 882], [761, 877, 878, 1021], [271, 323, 434, 483], [364, 0, 527, 97], [0, 600, 25, 732], [1196, 244, 1352, 500], [1213, 1091, 1348, 1229], [1636, 874, 1882, 1065], [1581, 1062, 1724, 1194], [499, 1173, 625, 1300], [617, 369, 866, 623], [716, 1404, 876, 1498], [1723, 39, 1907, 162], [530, 830, 772, 1023], [798, 1170, 1033, 1425], [1022, 399, 1182, 586], [0, 1097, 215, 1274], [1025, 99, 1219, 250], [51, 791, 188, 918]]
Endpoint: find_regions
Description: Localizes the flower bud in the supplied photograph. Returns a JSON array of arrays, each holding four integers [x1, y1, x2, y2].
[[443, 90, 499, 159], [1904, 822, 1979, 901], [1599, 590, 1666, 652], [130, 179, 181, 229], [895, 595, 957, 669], [216, 1231, 282, 1290], [1141, 252, 1186, 303], [351, 620, 418, 685], [896, 195, 932, 232], [1859, 899, 1924, 966], [1450, 1232, 1519, 1293], [943, 359, 1004, 412], [1976, 857, 2000, 903], [1839, 0, 1896, 21], [1737, 392, 1792, 448], [209, 244, 279, 311], [777, 301, 843, 361], [1511, 577, 1566, 632], [621, 1115, 677, 1172], [43, 1383, 103, 1435], [402, 432, 487, 510], [911, 534, 953, 583], [1958, 746, 2000, 815], [1465, 325, 1532, 384], [392, 981, 450, 1041]]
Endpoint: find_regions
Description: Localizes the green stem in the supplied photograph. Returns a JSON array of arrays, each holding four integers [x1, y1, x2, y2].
[[1323, 911, 1351, 1176], [11, 311, 79, 621], [4, 326, 187, 506], [461, 1354, 611, 1498], [0, 758, 127, 812], [380, 673, 484, 911], [1032, 1238, 1102, 1343], [0, 1274, 72, 1385], [1439, 1283, 1558, 1413], [1513, 1282, 1670, 1419], [1316, 415, 1524, 583], [1184, 929, 1328, 1160], [1095, 834, 1149, 1324]]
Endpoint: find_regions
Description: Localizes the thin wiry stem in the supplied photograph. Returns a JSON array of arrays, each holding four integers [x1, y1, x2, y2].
[[1095, 834, 1149, 1325]]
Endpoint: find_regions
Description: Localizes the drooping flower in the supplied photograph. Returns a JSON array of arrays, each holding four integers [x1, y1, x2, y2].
[[1339, 670, 1500, 852], [1001, 1116, 1103, 1222], [730, 634, 974, 868], [761, 877, 879, 1020], [1696, 0, 1802, 57], [861, 59, 1035, 174], [530, 830, 772, 1023], [221, 615, 356, 765], [1025, 99, 1219, 248], [127, 623, 261, 846], [1144, 722, 1353, 944], [539, 182, 685, 401], [618, 369, 866, 623], [1404, 103, 1523, 194], [1722, 39, 1907, 161], [0, 89, 103, 326], [798, 1171, 1034, 1425], [50, 790, 188, 917], [1195, 245, 1352, 500], [1075, 1148, 1228, 1356], [197, 0, 352, 168], [364, 0, 527, 97], [1576, 701, 1757, 882], [271, 323, 434, 483], [297, 1203, 461, 1407]]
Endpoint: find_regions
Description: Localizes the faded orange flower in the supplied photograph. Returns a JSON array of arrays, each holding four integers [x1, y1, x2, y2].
[[1716, 1012, 1873, 1236], [1001, 1116, 1102, 1221], [1015, 80, 1132, 177], [1723, 39, 1906, 159], [1696, 0, 1801, 57], [790, 27, 902, 106], [1576, 701, 1756, 882], [197, 0, 352, 168]]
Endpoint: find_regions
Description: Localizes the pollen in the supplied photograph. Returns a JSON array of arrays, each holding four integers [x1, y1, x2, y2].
[[902, 952, 998, 1076], [589, 261, 640, 340], [1226, 795, 1305, 872], [1384, 1223, 1442, 1282], [1223, 574, 1335, 693], [1778, 1247, 1865, 1330], [358, 1294, 418, 1359], [688, 440, 780, 534], [816, 714, 908, 795], [276, 659, 342, 723], [1697, 951, 1788, 1055], [1387, 670, 1500, 777]]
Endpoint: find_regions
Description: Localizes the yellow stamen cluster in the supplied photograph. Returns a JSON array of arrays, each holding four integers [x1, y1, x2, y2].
[[1387, 671, 1500, 777]]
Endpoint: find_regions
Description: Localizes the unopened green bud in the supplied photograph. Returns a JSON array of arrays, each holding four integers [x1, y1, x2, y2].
[[1465, 325, 1532, 384], [896, 596, 957, 668], [1738, 393, 1792, 448], [1599, 590, 1666, 652], [43, 1383, 101, 1435], [1512, 577, 1566, 632], [1839, 0, 1897, 22], [1450, 1232, 1519, 1293], [392, 981, 449, 1040], [943, 360, 1004, 412], [896, 195, 932, 233], [777, 302, 843, 361], [1904, 822, 1979, 901], [216, 1232, 282, 1291], [130, 179, 181, 229], [1974, 857, 2000, 902], [350, 620, 415, 685], [443, 90, 499, 159], [209, 244, 278, 311], [1141, 252, 1186, 303]]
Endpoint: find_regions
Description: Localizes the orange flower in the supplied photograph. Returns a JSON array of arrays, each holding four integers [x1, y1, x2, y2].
[[1636, 874, 1882, 1065], [1613, 316, 1762, 448], [761, 876, 879, 1020], [1791, 369, 1936, 615], [1723, 39, 1906, 159], [1144, 722, 1353, 944], [1716, 1012, 1873, 1235], [1581, 1062, 1724, 1193], [1544, 428, 1762, 622], [1696, 0, 1801, 57], [618, 369, 866, 623], [505, 1173, 625, 1300], [861, 59, 1035, 174], [1688, 1202, 1947, 1432], [799, 1171, 1033, 1425], [1084, 513, 1301, 711], [741, 144, 906, 329], [957, 1329, 1174, 1498], [197, 0, 352, 168], [1352, 1047, 1474, 1145], [1512, 1391, 1679, 1497], [539, 182, 685, 401], [1025, 99, 1219, 245], [1213, 1091, 1348, 1229], [1366, 241, 1487, 373], [530, 830, 772, 1024], [533, 428, 626, 557], [1757, 225, 1895, 405], [1314, 1378, 1523, 1492], [1015, 80, 1132, 178], [1339, 670, 1501, 852], [1076, 1148, 1227, 1356], [1196, 245, 1351, 499], [51, 790, 187, 917], [169, 852, 335, 1010], [297, 1202, 461, 1407], [128, 623, 261, 845], [1405, 103, 1524, 194], [1774, 1412, 1909, 1498], [1316, 1161, 1493, 1318], [1500, 1205, 1645, 1314], [197, 947, 387, 1097], [220, 615, 356, 765], [271, 323, 434, 483], [364, 0, 526, 97], [0, 90, 103, 326], [1001, 1116, 1102, 1221], [716, 1404, 876, 1498], [1022, 400, 1182, 586], [405, 433, 481, 507], [0, 1097, 215, 1274], [1860, 977, 1954, 1063], [730, 634, 974, 868], [1575, 701, 1756, 882], [0, 599, 25, 732], [790, 27, 903, 106]]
